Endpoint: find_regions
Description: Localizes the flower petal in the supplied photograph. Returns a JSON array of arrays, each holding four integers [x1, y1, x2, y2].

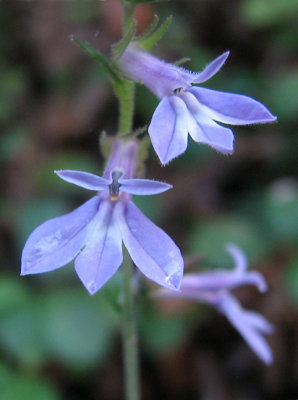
[[190, 51, 230, 84], [219, 293, 274, 365], [181, 270, 267, 292], [190, 87, 277, 125], [225, 243, 247, 273], [55, 170, 111, 191], [189, 115, 234, 154], [117, 201, 184, 290], [21, 196, 100, 275], [119, 178, 172, 195], [182, 91, 234, 154], [74, 201, 123, 295], [239, 309, 274, 335], [148, 96, 189, 164], [156, 286, 218, 305]]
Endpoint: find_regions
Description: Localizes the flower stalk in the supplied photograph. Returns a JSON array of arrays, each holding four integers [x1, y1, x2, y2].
[[122, 259, 141, 400]]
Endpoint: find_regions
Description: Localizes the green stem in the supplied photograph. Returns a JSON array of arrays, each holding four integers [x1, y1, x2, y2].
[[119, 3, 140, 396], [115, 0, 136, 136], [122, 1, 136, 36], [122, 260, 141, 400], [114, 79, 135, 135]]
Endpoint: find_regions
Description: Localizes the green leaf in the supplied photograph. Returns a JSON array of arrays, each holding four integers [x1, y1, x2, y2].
[[70, 35, 120, 82], [138, 15, 172, 51], [112, 19, 136, 61], [43, 291, 116, 369], [1, 375, 60, 400], [0, 275, 32, 316], [0, 303, 46, 366]]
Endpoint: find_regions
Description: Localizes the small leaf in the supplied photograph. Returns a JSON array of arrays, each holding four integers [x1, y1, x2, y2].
[[138, 15, 172, 51], [70, 35, 120, 82], [112, 19, 137, 61]]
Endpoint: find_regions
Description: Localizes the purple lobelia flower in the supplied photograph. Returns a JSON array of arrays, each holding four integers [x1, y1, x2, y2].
[[157, 244, 274, 364], [117, 46, 277, 164], [21, 140, 184, 294]]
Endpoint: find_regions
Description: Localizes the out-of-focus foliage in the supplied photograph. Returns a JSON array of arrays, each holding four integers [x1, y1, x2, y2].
[[0, 364, 60, 400], [241, 0, 298, 27], [0, 0, 297, 399]]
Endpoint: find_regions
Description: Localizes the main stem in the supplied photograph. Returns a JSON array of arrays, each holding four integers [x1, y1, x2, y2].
[[120, 3, 140, 398], [116, 1, 136, 136], [122, 260, 140, 400]]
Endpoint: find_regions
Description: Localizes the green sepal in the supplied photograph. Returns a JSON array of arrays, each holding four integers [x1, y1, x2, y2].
[[70, 35, 120, 82], [99, 131, 112, 160], [135, 135, 151, 178], [118, 125, 148, 139], [174, 57, 191, 66], [137, 15, 172, 51], [111, 19, 137, 61], [138, 135, 151, 164], [133, 15, 159, 41]]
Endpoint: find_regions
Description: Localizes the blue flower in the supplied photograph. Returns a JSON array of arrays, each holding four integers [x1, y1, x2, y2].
[[21, 140, 184, 294], [157, 244, 274, 364], [118, 46, 277, 164]]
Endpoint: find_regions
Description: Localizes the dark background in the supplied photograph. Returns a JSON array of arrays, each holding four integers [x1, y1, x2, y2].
[[0, 0, 297, 399]]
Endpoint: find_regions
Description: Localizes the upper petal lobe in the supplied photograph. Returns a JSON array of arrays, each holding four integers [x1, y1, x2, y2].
[[190, 51, 230, 84], [119, 178, 172, 195], [55, 170, 111, 191]]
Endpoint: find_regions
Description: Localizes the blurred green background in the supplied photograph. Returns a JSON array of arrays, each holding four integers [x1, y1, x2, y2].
[[0, 0, 297, 399]]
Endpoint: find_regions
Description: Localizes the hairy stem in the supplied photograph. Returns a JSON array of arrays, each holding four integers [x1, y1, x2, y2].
[[122, 1, 136, 36], [114, 78, 135, 135]]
